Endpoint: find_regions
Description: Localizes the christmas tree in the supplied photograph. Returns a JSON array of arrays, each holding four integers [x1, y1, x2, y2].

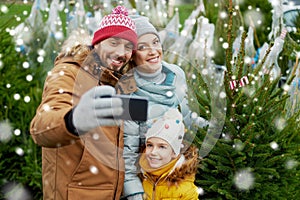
[[187, 0, 300, 199], [0, 5, 43, 199], [1, 1, 300, 199]]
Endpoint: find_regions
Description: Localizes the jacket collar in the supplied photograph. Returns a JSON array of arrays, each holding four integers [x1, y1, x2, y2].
[[116, 69, 138, 94], [140, 145, 199, 185]]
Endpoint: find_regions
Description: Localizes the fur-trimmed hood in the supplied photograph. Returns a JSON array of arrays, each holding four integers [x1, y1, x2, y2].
[[56, 29, 92, 64], [140, 145, 199, 199], [167, 145, 199, 184]]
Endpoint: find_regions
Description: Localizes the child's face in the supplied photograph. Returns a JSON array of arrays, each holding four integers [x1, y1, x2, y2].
[[145, 137, 177, 169]]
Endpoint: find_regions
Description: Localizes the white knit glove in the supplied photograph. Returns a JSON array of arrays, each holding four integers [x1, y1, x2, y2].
[[127, 194, 144, 200], [73, 85, 123, 133]]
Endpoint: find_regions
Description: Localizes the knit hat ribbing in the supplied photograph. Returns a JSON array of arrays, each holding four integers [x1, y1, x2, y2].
[[145, 109, 185, 156], [92, 6, 137, 47], [130, 15, 159, 39]]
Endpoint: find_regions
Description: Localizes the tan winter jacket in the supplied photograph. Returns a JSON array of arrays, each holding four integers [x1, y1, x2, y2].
[[30, 45, 126, 200]]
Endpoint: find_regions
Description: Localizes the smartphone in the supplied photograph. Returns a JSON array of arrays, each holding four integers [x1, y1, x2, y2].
[[105, 95, 148, 122]]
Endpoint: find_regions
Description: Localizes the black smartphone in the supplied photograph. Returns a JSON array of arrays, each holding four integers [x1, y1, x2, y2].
[[106, 95, 148, 122]]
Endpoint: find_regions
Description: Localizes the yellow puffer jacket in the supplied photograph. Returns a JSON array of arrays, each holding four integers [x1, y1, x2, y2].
[[139, 145, 199, 200]]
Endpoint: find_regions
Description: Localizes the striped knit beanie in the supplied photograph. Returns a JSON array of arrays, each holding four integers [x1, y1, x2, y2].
[[92, 6, 137, 48]]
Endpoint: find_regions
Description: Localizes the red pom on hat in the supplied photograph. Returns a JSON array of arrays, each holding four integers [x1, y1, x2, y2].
[[92, 6, 137, 48]]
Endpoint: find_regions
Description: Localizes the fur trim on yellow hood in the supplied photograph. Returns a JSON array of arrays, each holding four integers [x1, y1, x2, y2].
[[166, 145, 199, 185], [140, 144, 199, 186]]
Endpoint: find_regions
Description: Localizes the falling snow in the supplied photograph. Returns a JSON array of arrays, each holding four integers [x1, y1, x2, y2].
[[1, 182, 32, 200], [0, 0, 299, 199], [0, 120, 13, 142], [234, 169, 255, 191]]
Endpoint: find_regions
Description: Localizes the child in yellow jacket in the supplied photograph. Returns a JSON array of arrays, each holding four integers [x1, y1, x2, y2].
[[139, 109, 200, 200]]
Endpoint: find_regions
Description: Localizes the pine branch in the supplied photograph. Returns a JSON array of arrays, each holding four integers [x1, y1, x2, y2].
[[224, 0, 234, 109], [237, 31, 247, 79]]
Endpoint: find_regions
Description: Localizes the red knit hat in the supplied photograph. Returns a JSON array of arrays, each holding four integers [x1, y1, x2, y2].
[[92, 6, 137, 48]]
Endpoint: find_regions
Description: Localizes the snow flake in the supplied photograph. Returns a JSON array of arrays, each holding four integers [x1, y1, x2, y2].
[[1, 182, 32, 200], [197, 187, 204, 195], [89, 165, 99, 174], [222, 42, 229, 49], [15, 147, 24, 156], [1, 5, 8, 13], [219, 92, 226, 99], [92, 133, 100, 140], [244, 56, 252, 64], [202, 69, 208, 75], [22, 61, 30, 69], [274, 117, 286, 131], [24, 96, 30, 103], [0, 120, 13, 142], [233, 140, 244, 151], [285, 159, 298, 170], [220, 11, 227, 19], [37, 49, 46, 56], [282, 84, 290, 92], [191, 112, 198, 119], [14, 93, 21, 100], [234, 169, 255, 190], [37, 56, 44, 63], [165, 91, 173, 97], [42, 104, 51, 112], [14, 129, 21, 136], [270, 141, 279, 150], [26, 74, 33, 82], [59, 71, 65, 76]]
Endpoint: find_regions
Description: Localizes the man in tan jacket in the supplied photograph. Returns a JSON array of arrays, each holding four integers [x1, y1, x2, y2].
[[30, 6, 137, 200]]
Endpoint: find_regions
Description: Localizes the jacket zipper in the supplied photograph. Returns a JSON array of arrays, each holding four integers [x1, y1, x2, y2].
[[149, 174, 169, 200], [113, 128, 120, 199], [152, 182, 157, 200]]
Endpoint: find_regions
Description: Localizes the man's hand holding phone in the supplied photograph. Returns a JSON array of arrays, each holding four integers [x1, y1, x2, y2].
[[105, 94, 148, 122], [72, 86, 123, 133], [72, 86, 148, 133]]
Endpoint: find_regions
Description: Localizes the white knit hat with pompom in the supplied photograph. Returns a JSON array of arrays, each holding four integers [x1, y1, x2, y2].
[[145, 108, 185, 156]]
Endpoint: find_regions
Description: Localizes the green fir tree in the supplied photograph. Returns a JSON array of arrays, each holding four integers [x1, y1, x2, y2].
[[187, 0, 300, 199], [0, 10, 43, 200]]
